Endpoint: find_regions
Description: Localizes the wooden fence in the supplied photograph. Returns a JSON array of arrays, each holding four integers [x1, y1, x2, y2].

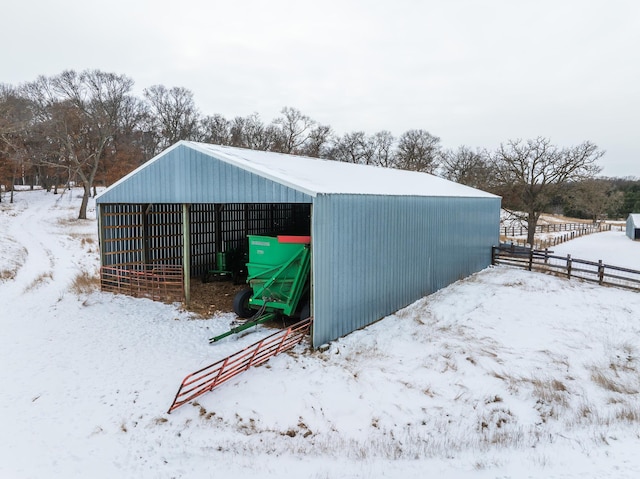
[[492, 244, 640, 291], [502, 222, 602, 237], [100, 264, 184, 303], [502, 223, 611, 250]]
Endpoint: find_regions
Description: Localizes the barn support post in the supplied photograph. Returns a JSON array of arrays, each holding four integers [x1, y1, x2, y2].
[[143, 204, 152, 264], [97, 203, 105, 269], [183, 203, 191, 306], [215, 204, 224, 254], [244, 204, 250, 238]]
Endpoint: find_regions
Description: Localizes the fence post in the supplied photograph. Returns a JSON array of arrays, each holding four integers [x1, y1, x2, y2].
[[567, 254, 572, 279], [544, 248, 549, 264], [491, 246, 496, 265], [528, 248, 533, 271], [598, 260, 604, 285]]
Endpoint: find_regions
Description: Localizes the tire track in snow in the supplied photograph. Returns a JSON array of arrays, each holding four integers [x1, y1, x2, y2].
[[0, 196, 60, 304]]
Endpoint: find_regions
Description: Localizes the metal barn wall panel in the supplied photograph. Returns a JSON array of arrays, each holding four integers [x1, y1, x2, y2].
[[311, 195, 500, 346], [96, 144, 313, 205]]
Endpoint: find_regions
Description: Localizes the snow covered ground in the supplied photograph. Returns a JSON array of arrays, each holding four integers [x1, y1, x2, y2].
[[1, 189, 639, 479], [551, 229, 640, 270]]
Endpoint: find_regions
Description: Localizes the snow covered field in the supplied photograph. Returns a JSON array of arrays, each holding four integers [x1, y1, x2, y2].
[[552, 229, 640, 270], [1, 189, 640, 479]]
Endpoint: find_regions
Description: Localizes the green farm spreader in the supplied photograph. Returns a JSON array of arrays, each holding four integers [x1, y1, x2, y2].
[[209, 235, 311, 343]]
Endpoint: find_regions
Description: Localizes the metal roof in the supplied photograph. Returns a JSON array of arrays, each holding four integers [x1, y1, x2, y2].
[[97, 141, 499, 202], [187, 142, 497, 198]]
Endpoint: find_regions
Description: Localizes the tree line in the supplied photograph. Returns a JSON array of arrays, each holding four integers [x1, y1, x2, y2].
[[0, 69, 636, 243]]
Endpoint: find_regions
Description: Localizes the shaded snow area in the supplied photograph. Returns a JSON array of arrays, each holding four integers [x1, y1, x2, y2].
[[1, 189, 640, 479]]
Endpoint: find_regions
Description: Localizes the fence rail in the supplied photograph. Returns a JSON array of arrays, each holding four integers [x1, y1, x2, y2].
[[502, 222, 602, 237], [492, 244, 640, 291], [167, 317, 312, 414], [100, 264, 184, 303], [501, 223, 611, 250]]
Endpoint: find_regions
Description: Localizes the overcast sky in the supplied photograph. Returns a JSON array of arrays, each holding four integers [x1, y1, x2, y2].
[[2, 0, 639, 177]]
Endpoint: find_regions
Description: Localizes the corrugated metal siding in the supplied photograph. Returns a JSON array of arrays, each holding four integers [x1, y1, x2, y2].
[[311, 195, 501, 346], [96, 145, 313, 205]]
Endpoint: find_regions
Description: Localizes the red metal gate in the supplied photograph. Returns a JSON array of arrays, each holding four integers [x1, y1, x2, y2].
[[100, 265, 184, 303], [167, 317, 312, 413]]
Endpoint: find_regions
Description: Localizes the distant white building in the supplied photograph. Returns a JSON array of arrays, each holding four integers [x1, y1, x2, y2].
[[626, 214, 640, 240]]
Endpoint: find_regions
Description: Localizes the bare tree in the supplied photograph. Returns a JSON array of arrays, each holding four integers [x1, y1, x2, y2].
[[394, 129, 441, 173], [246, 113, 277, 151], [327, 131, 369, 164], [271, 107, 315, 154], [229, 115, 247, 147], [200, 114, 232, 145], [563, 178, 623, 222], [143, 85, 200, 152], [22, 69, 135, 218], [367, 130, 395, 167], [0, 84, 33, 202], [229, 113, 276, 150], [100, 95, 149, 186], [440, 145, 493, 189], [490, 137, 603, 245], [298, 124, 332, 158]]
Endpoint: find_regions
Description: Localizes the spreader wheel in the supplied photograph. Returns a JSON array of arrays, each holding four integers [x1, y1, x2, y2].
[[233, 287, 255, 318]]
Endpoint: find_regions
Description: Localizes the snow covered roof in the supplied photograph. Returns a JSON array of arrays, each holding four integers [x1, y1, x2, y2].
[[629, 214, 640, 227], [181, 141, 497, 198]]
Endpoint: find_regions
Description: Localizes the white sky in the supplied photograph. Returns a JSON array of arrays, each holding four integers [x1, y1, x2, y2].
[[2, 0, 639, 177]]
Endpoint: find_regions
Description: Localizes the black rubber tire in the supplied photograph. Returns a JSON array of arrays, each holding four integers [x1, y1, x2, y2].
[[233, 287, 255, 318], [298, 300, 311, 320]]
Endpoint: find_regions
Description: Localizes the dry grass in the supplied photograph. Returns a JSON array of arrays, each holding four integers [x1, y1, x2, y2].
[[0, 268, 17, 281], [0, 241, 27, 282], [614, 406, 640, 423], [57, 217, 89, 227], [590, 344, 639, 395], [590, 369, 639, 394], [70, 269, 100, 295], [24, 272, 53, 292]]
